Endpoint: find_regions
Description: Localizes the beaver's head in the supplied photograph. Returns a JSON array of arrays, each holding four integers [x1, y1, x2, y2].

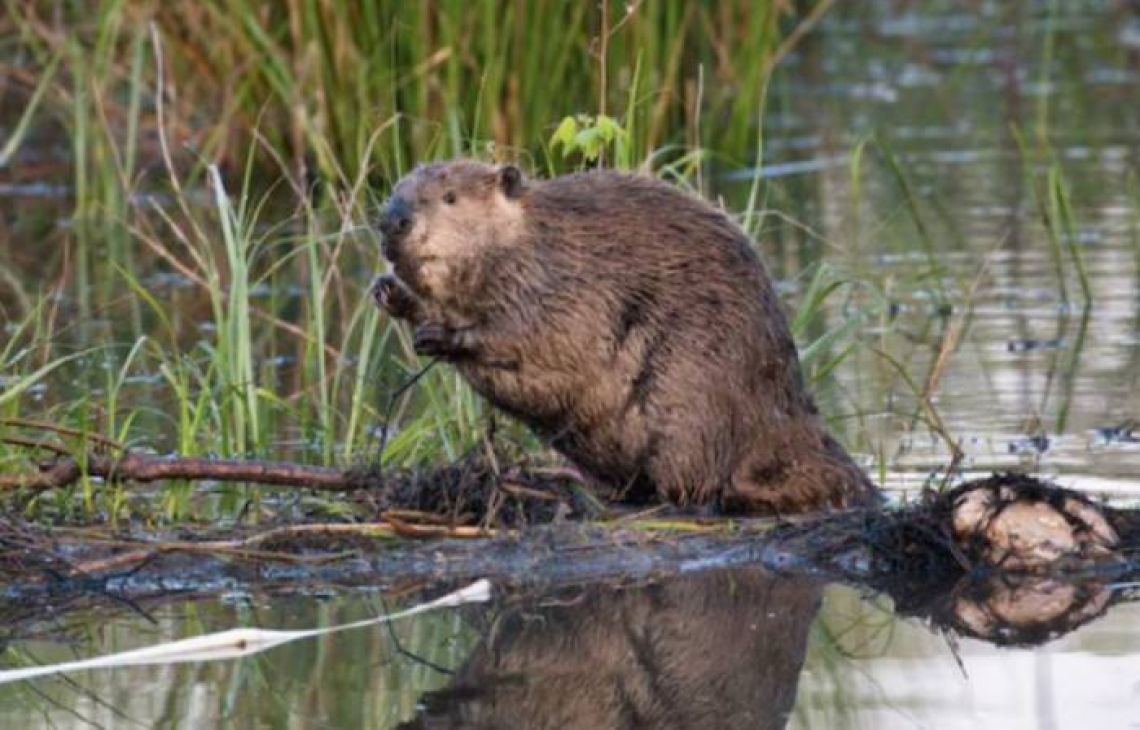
[[378, 160, 526, 301]]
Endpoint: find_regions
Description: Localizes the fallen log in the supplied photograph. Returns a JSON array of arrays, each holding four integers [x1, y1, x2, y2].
[[0, 427, 1134, 618]]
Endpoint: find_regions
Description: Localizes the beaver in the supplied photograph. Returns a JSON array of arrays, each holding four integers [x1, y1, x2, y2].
[[400, 568, 820, 730], [372, 160, 876, 514]]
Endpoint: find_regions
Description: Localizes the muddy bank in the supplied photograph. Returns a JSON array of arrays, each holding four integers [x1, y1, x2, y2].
[[2, 466, 1139, 652]]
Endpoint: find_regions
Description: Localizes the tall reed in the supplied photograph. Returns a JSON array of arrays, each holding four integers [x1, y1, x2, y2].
[[0, 0, 840, 520]]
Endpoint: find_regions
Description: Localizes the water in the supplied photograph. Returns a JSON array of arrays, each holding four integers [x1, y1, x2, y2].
[[4, 1, 1140, 727], [748, 0, 1140, 503], [3, 571, 1140, 728]]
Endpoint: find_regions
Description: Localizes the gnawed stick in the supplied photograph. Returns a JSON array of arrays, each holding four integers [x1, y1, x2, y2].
[[0, 451, 373, 491]]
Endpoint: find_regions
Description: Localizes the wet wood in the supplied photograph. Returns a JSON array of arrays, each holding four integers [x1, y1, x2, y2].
[[0, 451, 372, 492]]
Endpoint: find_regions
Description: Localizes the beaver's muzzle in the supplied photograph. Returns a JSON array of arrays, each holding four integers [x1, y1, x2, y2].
[[378, 197, 413, 261]]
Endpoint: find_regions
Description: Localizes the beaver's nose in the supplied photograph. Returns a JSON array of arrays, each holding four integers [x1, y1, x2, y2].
[[378, 197, 413, 241]]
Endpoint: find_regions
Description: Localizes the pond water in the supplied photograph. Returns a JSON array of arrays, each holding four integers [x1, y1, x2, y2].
[[751, 1, 1140, 503], [2, 568, 1139, 729], [4, 1, 1140, 728]]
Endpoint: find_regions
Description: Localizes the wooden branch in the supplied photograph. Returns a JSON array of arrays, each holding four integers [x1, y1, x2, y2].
[[0, 451, 372, 492]]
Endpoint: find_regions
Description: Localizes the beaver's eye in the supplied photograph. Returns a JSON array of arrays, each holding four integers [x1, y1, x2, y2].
[[443, 191, 457, 205]]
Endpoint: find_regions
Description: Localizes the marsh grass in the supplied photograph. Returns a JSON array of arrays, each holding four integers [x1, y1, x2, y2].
[[2, 1, 1122, 523], [0, 1, 830, 522], [5, 1, 793, 180]]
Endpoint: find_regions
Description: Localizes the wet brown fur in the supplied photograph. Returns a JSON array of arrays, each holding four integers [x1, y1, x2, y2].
[[374, 160, 876, 514]]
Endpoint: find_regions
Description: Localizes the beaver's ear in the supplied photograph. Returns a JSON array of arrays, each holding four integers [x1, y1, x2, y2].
[[498, 165, 525, 199]]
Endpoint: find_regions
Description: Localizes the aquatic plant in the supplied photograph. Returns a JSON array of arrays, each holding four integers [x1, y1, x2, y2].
[[0, 0, 829, 521], [2, 0, 1129, 523]]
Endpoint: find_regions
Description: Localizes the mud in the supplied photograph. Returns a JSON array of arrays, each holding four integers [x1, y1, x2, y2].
[[2, 464, 1139, 654]]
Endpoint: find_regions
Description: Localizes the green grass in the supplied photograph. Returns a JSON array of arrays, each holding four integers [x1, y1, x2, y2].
[[0, 0, 819, 522], [5, 1, 793, 182], [2, 0, 1130, 523]]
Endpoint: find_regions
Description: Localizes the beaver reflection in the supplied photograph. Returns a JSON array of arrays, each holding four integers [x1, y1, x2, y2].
[[399, 568, 821, 730]]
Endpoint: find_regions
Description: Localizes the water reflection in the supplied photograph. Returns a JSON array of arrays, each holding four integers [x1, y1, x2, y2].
[[743, 0, 1140, 502], [794, 585, 1140, 730], [0, 586, 477, 728], [4, 564, 1140, 729], [402, 569, 820, 730]]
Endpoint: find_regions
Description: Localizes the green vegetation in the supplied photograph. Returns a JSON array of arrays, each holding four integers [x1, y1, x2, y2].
[[0, 0, 1130, 523], [0, 0, 811, 523]]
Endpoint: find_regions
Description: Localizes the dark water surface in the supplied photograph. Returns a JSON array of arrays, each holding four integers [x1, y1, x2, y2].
[[4, 1, 1140, 727], [3, 567, 1139, 728], [750, 1, 1140, 504]]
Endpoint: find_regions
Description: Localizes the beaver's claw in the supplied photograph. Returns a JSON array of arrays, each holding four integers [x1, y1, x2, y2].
[[371, 275, 417, 320], [414, 323, 474, 359]]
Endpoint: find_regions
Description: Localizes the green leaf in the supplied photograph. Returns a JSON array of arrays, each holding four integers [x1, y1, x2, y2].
[[592, 113, 629, 143], [549, 116, 579, 155], [595, 114, 620, 142], [574, 127, 603, 161]]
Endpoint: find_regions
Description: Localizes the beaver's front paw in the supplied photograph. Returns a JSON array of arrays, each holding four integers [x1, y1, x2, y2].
[[414, 323, 474, 359], [371, 275, 418, 320]]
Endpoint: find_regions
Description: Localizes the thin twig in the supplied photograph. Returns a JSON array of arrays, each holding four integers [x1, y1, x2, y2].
[[2, 418, 125, 452], [762, 0, 838, 77], [0, 435, 71, 458], [373, 356, 441, 471], [64, 522, 402, 575]]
